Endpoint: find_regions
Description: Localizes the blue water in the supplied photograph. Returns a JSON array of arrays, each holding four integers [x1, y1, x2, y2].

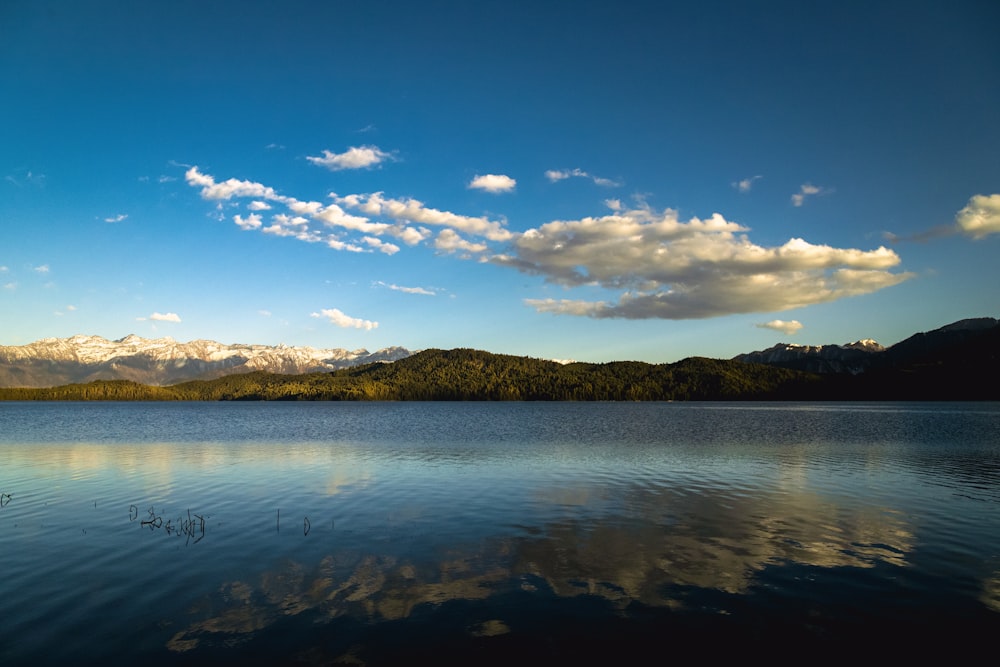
[[1, 401, 999, 664]]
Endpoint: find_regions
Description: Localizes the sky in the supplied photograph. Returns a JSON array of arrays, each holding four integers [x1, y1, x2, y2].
[[2, 1, 998, 363]]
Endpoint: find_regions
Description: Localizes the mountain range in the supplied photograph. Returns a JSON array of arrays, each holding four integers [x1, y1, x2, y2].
[[732, 317, 999, 375], [1, 317, 997, 391], [0, 334, 411, 388]]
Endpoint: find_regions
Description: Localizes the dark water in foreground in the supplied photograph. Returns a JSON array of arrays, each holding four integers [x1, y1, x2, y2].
[[1, 401, 999, 664]]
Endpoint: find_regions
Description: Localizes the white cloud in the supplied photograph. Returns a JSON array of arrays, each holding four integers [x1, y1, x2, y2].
[[755, 319, 803, 335], [104, 213, 128, 223], [0, 266, 7, 272], [791, 183, 824, 207], [391, 225, 432, 246], [286, 200, 323, 216], [306, 146, 393, 171], [33, 264, 49, 274], [187, 167, 513, 263], [3, 282, 16, 291], [733, 175, 762, 193], [884, 192, 1000, 243], [234, 213, 263, 230], [591, 176, 620, 187], [375, 281, 436, 295], [468, 174, 516, 193], [335, 192, 512, 241], [262, 224, 323, 242], [434, 229, 489, 255], [66, 305, 77, 311], [183, 166, 907, 322], [363, 236, 401, 255], [955, 193, 1000, 239], [314, 201, 389, 233], [500, 204, 912, 320], [546, 168, 620, 187], [149, 312, 182, 323], [310, 308, 378, 330], [271, 214, 308, 227], [258, 310, 272, 317], [186, 167, 280, 201], [326, 238, 366, 253]]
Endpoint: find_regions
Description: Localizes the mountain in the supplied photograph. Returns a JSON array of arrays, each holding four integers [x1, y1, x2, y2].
[[2, 317, 995, 398], [876, 317, 999, 369], [733, 339, 884, 374], [0, 334, 413, 387], [733, 317, 999, 376]]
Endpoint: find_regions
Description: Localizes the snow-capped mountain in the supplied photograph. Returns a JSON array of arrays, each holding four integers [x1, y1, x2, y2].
[[0, 334, 413, 387], [733, 339, 885, 374], [733, 317, 999, 375]]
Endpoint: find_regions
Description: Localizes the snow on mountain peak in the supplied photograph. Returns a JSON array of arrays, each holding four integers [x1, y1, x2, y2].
[[0, 335, 413, 387]]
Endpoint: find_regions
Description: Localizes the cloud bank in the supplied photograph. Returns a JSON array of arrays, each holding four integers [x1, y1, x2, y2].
[[187, 165, 913, 322], [501, 202, 912, 320]]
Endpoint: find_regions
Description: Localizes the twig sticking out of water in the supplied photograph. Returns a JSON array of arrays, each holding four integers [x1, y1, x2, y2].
[[130, 504, 206, 545]]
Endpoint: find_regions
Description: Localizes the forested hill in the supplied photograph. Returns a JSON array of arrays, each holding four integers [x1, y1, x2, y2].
[[0, 344, 992, 401], [0, 348, 820, 401]]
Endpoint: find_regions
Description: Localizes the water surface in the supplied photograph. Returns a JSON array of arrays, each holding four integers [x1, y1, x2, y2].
[[2, 402, 999, 663]]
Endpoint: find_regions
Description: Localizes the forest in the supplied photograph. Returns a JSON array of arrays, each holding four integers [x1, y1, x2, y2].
[[1, 346, 990, 401], [0, 349, 817, 401]]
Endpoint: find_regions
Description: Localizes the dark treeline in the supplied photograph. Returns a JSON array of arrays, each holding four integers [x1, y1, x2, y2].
[[0, 347, 991, 401]]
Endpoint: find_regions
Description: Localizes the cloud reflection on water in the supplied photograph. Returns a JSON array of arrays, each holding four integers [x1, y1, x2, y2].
[[165, 476, 914, 660]]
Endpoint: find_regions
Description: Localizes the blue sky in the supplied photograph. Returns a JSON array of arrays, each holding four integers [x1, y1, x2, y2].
[[2, 1, 998, 362]]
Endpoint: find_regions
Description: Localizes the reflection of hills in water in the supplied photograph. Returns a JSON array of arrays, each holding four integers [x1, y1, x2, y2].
[[166, 482, 918, 661]]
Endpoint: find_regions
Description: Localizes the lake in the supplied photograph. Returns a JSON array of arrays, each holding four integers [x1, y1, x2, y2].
[[1, 401, 999, 664]]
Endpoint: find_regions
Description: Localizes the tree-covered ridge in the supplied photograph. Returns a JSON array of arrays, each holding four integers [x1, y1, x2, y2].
[[0, 348, 820, 401], [1, 343, 991, 401], [325, 349, 818, 401]]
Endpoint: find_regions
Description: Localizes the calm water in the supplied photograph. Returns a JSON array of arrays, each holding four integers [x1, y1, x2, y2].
[[1, 401, 999, 664]]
